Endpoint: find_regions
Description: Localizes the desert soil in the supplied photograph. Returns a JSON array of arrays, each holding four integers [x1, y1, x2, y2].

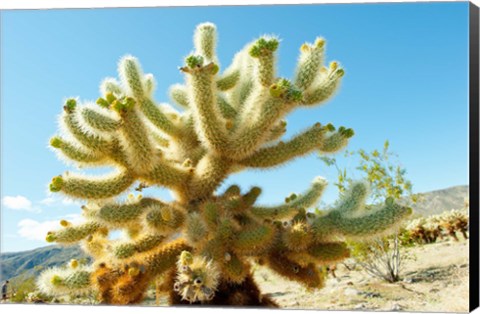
[[255, 239, 469, 312], [147, 239, 469, 312]]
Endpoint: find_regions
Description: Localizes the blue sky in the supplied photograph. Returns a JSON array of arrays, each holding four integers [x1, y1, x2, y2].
[[1, 2, 470, 252]]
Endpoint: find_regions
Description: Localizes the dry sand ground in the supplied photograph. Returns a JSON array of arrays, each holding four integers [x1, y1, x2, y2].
[[254, 239, 469, 312], [145, 239, 469, 312]]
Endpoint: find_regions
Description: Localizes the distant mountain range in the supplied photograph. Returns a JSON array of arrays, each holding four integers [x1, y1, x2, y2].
[[0, 185, 469, 282], [1, 245, 89, 283], [410, 185, 469, 217]]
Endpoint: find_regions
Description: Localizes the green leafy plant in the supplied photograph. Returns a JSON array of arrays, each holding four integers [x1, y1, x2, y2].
[[320, 140, 419, 283]]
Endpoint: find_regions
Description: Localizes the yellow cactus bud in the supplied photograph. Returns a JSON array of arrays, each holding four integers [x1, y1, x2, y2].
[[128, 267, 140, 277], [179, 251, 193, 266], [46, 233, 56, 243], [300, 43, 311, 53], [51, 275, 62, 286], [182, 159, 193, 168], [315, 37, 325, 48], [105, 92, 116, 104], [70, 259, 79, 269], [160, 207, 172, 221], [60, 220, 69, 227]]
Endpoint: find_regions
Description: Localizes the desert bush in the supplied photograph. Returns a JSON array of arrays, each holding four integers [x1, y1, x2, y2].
[[321, 140, 419, 283]]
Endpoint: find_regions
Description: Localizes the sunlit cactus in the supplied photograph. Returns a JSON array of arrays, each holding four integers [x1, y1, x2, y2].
[[439, 209, 469, 241], [38, 22, 412, 306], [405, 209, 469, 244]]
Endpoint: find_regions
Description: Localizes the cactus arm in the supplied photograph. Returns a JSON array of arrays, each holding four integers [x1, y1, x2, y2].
[[169, 84, 190, 108], [231, 79, 255, 109], [221, 253, 250, 283], [118, 56, 147, 99], [201, 202, 221, 230], [294, 38, 325, 90], [231, 79, 302, 159], [228, 45, 256, 109], [334, 181, 369, 215], [266, 253, 325, 289], [186, 154, 231, 201], [230, 95, 287, 159], [47, 222, 101, 244], [113, 234, 165, 259], [318, 129, 353, 153], [282, 222, 313, 251], [37, 267, 92, 297], [100, 77, 123, 97], [251, 177, 327, 219], [119, 56, 179, 137], [97, 198, 164, 227], [108, 138, 130, 167], [285, 242, 350, 267], [144, 73, 156, 96], [152, 133, 170, 148], [140, 161, 190, 190], [138, 98, 180, 137], [306, 242, 350, 262], [216, 69, 240, 91], [61, 101, 110, 151], [80, 105, 120, 132], [49, 170, 135, 199], [194, 22, 217, 63], [249, 37, 279, 87], [145, 204, 185, 234], [183, 59, 228, 154], [217, 94, 237, 120], [116, 106, 155, 173], [50, 137, 106, 164], [312, 199, 412, 240], [302, 64, 344, 106], [265, 120, 287, 143], [238, 123, 329, 168], [145, 239, 190, 276], [185, 212, 208, 244], [233, 222, 275, 254]]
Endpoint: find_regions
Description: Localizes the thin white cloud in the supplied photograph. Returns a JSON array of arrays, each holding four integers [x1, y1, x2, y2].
[[17, 214, 85, 242], [17, 219, 60, 241], [40, 195, 82, 207], [2, 195, 40, 213], [39, 197, 55, 206], [62, 198, 82, 206]]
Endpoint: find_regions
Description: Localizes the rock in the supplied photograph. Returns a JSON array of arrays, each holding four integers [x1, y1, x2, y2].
[[362, 291, 381, 298], [344, 288, 360, 296], [392, 303, 403, 311], [354, 303, 367, 310], [403, 277, 415, 283]]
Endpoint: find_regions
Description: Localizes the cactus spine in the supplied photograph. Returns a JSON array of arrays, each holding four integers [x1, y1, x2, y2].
[[39, 22, 411, 306]]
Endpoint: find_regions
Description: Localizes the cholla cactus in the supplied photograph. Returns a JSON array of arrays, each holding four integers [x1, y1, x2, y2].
[[39, 23, 411, 306], [439, 209, 469, 241], [405, 209, 469, 244]]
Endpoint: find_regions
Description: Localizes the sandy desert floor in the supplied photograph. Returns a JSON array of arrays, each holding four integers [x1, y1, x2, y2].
[[254, 239, 469, 312], [142, 238, 469, 312]]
